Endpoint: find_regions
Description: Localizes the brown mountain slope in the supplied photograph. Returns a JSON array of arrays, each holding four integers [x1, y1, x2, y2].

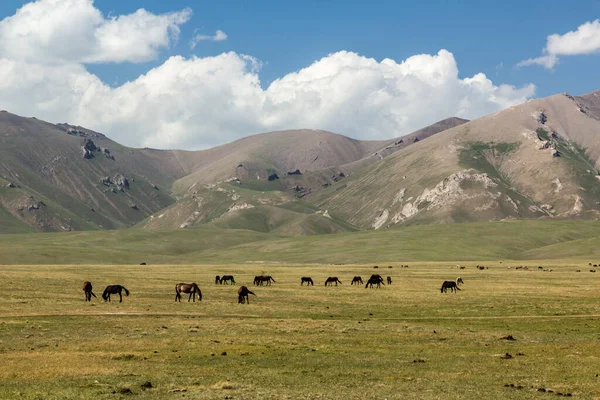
[[313, 90, 600, 229], [0, 112, 186, 232]]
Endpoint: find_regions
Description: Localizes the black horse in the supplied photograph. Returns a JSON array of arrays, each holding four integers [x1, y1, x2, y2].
[[441, 281, 460, 293], [102, 285, 130, 302], [215, 275, 221, 284], [238, 286, 256, 304], [301, 277, 314, 286], [386, 276, 392, 285], [325, 277, 342, 286], [365, 274, 385, 288], [254, 275, 276, 286], [220, 275, 236, 285], [175, 283, 202, 302]]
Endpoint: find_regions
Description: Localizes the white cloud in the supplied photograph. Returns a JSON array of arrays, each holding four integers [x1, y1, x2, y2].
[[518, 19, 600, 69], [190, 29, 228, 49], [0, 0, 191, 64], [0, 1, 535, 150]]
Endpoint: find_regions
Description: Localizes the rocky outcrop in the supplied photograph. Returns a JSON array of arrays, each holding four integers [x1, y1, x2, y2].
[[113, 174, 129, 191], [18, 196, 46, 212], [287, 169, 302, 175], [81, 138, 98, 159], [6, 182, 15, 188]]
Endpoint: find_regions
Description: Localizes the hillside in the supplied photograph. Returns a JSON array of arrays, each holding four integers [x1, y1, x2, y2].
[[314, 90, 600, 228]]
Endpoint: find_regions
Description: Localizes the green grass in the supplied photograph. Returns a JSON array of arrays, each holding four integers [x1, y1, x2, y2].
[[0, 262, 598, 399], [2, 220, 600, 265]]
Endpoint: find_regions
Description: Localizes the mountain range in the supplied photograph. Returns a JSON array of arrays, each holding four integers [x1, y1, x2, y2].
[[1, 89, 599, 235]]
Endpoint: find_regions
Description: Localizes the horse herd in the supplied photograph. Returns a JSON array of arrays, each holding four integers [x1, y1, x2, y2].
[[82, 274, 465, 305]]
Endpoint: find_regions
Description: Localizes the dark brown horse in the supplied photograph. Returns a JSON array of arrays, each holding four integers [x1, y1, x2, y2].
[[386, 276, 392, 285], [83, 281, 96, 302], [365, 274, 385, 288], [441, 281, 460, 293], [301, 277, 314, 286], [102, 285, 129, 302], [220, 275, 236, 285], [351, 276, 363, 285], [175, 283, 202, 302], [325, 277, 342, 286], [238, 286, 256, 304], [254, 275, 276, 286]]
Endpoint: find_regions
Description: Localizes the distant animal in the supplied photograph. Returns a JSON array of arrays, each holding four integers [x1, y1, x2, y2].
[[102, 285, 130, 302], [477, 266, 485, 270], [139, 262, 146, 265], [365, 274, 385, 288], [373, 266, 379, 269], [301, 277, 314, 286], [325, 277, 342, 286], [460, 266, 465, 270], [238, 286, 256, 304], [82, 281, 96, 302], [441, 281, 460, 293], [215, 275, 221, 285], [386, 276, 392, 285], [591, 270, 597, 273], [254, 275, 276, 286], [351, 276, 363, 285], [576, 270, 581, 272], [175, 283, 202, 302], [388, 266, 393, 269], [456, 277, 464, 286], [220, 275, 236, 285]]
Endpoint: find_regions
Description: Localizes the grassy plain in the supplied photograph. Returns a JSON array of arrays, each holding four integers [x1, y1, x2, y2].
[[1, 262, 599, 399]]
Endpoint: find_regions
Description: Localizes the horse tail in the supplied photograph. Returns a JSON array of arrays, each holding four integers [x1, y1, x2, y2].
[[90, 291, 97, 298], [248, 290, 256, 296], [123, 287, 130, 296], [270, 277, 276, 282], [456, 286, 461, 291]]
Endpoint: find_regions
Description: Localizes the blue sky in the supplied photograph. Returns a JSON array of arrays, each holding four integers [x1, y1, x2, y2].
[[0, 0, 598, 149]]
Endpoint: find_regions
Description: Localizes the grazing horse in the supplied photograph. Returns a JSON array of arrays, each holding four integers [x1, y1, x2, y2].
[[102, 285, 130, 302], [365, 274, 385, 288], [215, 275, 221, 285], [351, 276, 363, 285], [386, 276, 392, 285], [83, 281, 96, 302], [456, 277, 464, 286], [441, 281, 460, 293], [325, 277, 342, 286], [238, 286, 256, 304], [254, 275, 276, 286], [175, 283, 202, 302], [220, 275, 236, 285], [301, 277, 314, 286]]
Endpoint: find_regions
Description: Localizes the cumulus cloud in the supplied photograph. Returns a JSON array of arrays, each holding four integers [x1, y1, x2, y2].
[[0, 0, 191, 64], [190, 29, 228, 49], [518, 19, 600, 69], [0, 1, 535, 150]]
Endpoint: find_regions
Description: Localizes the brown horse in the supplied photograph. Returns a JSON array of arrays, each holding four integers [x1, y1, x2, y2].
[[301, 277, 314, 286], [102, 285, 130, 302], [83, 281, 96, 302], [238, 286, 256, 304], [254, 275, 276, 286], [175, 283, 202, 302], [220, 275, 236, 285], [351, 276, 363, 285], [325, 277, 342, 286], [386, 276, 392, 285]]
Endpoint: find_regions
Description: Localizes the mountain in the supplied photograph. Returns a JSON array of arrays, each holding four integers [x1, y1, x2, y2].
[[314, 90, 600, 229], [0, 111, 464, 234]]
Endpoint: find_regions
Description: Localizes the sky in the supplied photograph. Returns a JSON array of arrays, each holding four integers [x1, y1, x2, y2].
[[0, 0, 598, 150]]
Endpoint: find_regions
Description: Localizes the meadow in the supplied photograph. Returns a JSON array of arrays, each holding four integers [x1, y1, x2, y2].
[[1, 261, 599, 399]]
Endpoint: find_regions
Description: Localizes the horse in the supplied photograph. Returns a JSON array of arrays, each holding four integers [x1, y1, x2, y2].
[[301, 277, 314, 286], [441, 281, 460, 293], [175, 283, 202, 302], [83, 281, 96, 302], [456, 277, 464, 286], [386, 276, 392, 285], [325, 277, 342, 286], [220, 275, 236, 285], [238, 286, 256, 304], [215, 275, 221, 284], [254, 275, 276, 286], [102, 285, 130, 302], [351, 276, 363, 285], [365, 275, 385, 288]]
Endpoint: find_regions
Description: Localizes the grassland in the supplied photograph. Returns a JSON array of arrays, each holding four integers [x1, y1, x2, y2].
[[2, 220, 600, 265], [0, 262, 599, 399]]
